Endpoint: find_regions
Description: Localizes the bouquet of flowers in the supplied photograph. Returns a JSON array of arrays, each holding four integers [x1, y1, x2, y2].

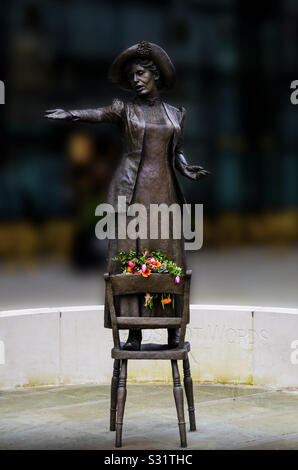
[[112, 249, 182, 310]]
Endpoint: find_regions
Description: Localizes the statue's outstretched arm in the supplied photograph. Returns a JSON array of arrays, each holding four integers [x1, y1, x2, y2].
[[175, 107, 210, 181], [44, 98, 124, 124]]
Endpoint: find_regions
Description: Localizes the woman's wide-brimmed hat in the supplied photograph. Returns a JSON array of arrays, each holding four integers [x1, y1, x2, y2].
[[108, 41, 176, 92]]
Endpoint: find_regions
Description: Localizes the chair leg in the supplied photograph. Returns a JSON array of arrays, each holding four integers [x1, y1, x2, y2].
[[183, 356, 196, 431], [115, 359, 128, 448], [110, 359, 121, 431], [171, 360, 187, 448]]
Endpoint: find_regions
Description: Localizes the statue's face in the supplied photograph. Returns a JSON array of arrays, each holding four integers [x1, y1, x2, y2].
[[127, 63, 158, 97]]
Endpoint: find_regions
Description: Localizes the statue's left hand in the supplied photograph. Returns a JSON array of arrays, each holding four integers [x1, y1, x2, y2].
[[184, 165, 211, 180]]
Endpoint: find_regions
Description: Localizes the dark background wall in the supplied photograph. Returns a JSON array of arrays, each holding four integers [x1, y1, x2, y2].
[[0, 0, 297, 269]]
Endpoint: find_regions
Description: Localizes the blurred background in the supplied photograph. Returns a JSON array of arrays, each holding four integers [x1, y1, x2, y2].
[[0, 0, 297, 310]]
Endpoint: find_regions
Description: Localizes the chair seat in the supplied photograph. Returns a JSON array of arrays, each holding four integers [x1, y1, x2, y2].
[[111, 341, 190, 360]]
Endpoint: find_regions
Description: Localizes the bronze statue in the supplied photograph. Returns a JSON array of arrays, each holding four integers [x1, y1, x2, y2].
[[45, 41, 209, 350]]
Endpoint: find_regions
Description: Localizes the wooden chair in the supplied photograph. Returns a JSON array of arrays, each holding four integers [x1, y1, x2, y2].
[[104, 269, 196, 448]]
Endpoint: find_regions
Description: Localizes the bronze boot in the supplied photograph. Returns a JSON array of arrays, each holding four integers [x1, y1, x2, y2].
[[123, 329, 142, 351], [167, 328, 180, 348]]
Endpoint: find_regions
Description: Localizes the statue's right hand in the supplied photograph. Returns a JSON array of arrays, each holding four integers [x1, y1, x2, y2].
[[44, 109, 72, 121]]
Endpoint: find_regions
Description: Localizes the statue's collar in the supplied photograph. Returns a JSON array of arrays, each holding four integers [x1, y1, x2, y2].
[[133, 95, 162, 107]]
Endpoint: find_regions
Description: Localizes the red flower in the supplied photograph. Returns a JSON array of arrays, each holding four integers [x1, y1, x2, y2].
[[152, 260, 161, 268], [141, 267, 151, 278], [146, 258, 161, 268]]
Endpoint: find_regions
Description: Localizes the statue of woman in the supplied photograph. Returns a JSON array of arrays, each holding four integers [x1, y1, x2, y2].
[[45, 41, 209, 350]]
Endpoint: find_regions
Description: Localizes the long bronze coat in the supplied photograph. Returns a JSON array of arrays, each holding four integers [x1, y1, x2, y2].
[[70, 97, 193, 328]]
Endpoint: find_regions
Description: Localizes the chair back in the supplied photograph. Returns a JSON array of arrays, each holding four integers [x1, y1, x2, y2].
[[104, 270, 192, 349]]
